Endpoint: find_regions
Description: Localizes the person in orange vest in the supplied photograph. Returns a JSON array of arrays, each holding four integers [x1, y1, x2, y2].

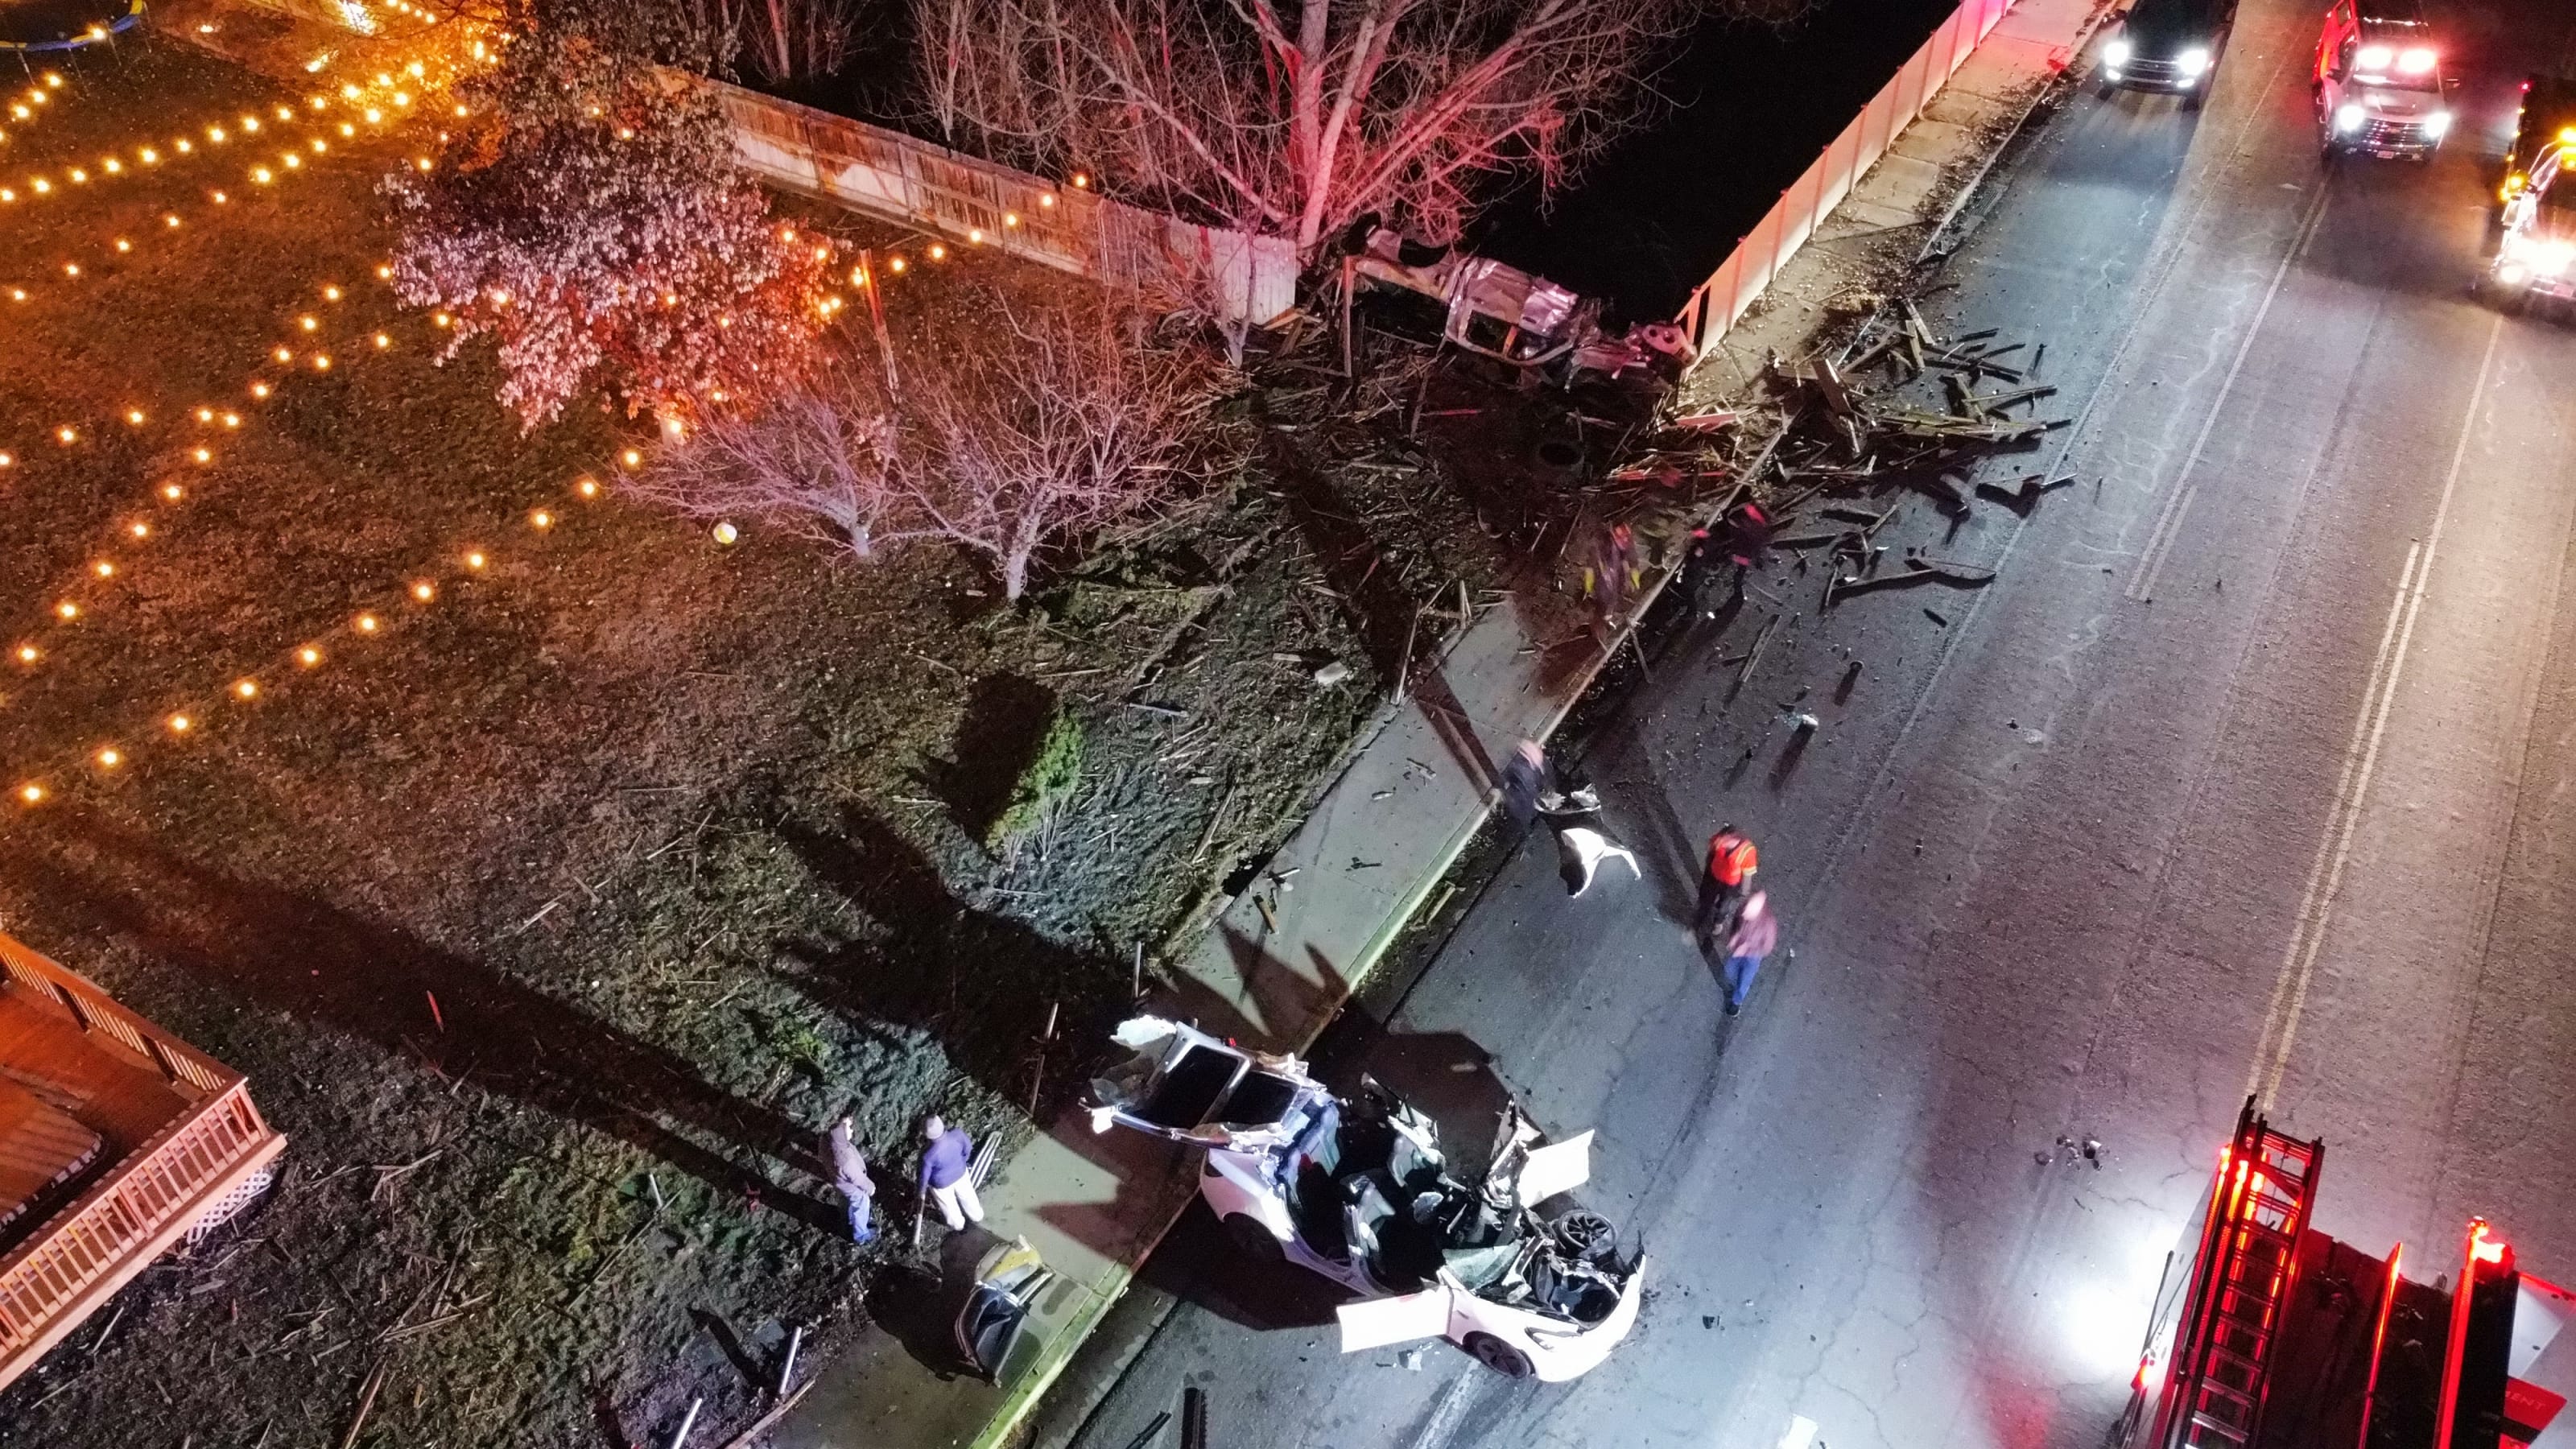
[[1696, 824, 1759, 953]]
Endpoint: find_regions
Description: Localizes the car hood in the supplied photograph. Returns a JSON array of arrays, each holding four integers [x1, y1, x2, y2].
[[2120, 0, 2219, 51]]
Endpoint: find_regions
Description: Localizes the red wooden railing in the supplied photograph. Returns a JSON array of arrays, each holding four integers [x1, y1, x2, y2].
[[0, 931, 285, 1385]]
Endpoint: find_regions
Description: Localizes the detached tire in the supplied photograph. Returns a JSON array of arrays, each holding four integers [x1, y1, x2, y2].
[[1222, 1212, 1286, 1266], [1464, 1332, 1535, 1378]]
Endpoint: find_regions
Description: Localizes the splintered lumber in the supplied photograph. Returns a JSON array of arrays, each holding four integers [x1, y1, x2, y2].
[[1975, 473, 2076, 514], [1910, 472, 1970, 513], [1905, 555, 1997, 584], [1735, 614, 1780, 686], [1964, 382, 2058, 411], [714, 1382, 817, 1449], [339, 1362, 390, 1449]]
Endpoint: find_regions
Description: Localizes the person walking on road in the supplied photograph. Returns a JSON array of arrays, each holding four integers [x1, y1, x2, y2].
[[827, 1116, 877, 1244], [919, 1115, 984, 1232], [1696, 824, 1759, 952], [1720, 890, 1777, 1017]]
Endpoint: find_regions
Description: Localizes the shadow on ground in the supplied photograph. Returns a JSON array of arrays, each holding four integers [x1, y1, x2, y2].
[[17, 809, 844, 1231]]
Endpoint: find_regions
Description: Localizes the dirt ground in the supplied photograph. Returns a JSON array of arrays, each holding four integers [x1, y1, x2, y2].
[[0, 28, 1653, 1449]]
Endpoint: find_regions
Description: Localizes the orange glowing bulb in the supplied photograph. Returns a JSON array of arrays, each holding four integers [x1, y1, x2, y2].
[[14, 645, 36, 663], [16, 784, 43, 806], [93, 560, 114, 578], [192, 448, 213, 464], [530, 509, 554, 530], [464, 551, 486, 569], [354, 613, 379, 634], [233, 679, 258, 699], [54, 601, 77, 620], [167, 713, 192, 733], [129, 522, 149, 539], [125, 408, 144, 425], [411, 581, 436, 602], [160, 483, 184, 501], [298, 646, 322, 667], [97, 749, 120, 768]]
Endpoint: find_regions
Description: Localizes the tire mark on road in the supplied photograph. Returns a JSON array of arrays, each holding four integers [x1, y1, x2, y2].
[[2126, 183, 2333, 602], [2244, 312, 2506, 1107]]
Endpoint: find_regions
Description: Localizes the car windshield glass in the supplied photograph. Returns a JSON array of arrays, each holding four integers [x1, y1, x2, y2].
[[1220, 1069, 1301, 1128], [2124, 0, 2215, 47], [1134, 1044, 1239, 1129]]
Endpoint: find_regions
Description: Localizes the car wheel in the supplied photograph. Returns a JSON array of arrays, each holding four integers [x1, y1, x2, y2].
[[1221, 1212, 1286, 1266], [1463, 1332, 1535, 1379], [2182, 92, 2204, 113]]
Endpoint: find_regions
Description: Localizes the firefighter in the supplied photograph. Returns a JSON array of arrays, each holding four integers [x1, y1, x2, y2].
[[1696, 824, 1759, 954]]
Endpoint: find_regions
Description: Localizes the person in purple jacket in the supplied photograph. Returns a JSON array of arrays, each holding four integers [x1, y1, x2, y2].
[[919, 1115, 984, 1231], [1721, 890, 1778, 1018]]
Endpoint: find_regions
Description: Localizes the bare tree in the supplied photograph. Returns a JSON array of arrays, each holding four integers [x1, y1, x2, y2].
[[685, 0, 858, 83], [896, 299, 1225, 601], [626, 364, 909, 558], [627, 295, 1228, 600], [913, 0, 1806, 267]]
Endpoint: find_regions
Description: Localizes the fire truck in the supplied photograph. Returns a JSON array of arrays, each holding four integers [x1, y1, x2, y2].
[[2485, 76, 2576, 312], [2114, 1100, 2573, 1449]]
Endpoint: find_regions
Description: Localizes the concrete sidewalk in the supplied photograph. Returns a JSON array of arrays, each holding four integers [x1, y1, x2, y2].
[[777, 2, 2106, 1445]]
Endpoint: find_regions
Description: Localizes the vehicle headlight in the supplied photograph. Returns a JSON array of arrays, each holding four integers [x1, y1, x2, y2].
[[2103, 37, 2131, 67], [2177, 47, 2211, 76], [2504, 233, 2576, 276], [2498, 259, 2531, 286], [2335, 103, 2367, 133], [2424, 110, 2452, 138]]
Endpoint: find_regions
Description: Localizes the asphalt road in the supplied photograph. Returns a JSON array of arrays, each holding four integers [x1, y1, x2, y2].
[[1053, 1, 2576, 1444]]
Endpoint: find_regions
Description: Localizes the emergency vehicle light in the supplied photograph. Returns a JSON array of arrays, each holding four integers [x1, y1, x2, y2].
[[2470, 1222, 2505, 1265]]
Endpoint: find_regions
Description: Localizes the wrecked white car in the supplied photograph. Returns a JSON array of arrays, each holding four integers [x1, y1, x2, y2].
[[1088, 1018, 1646, 1381]]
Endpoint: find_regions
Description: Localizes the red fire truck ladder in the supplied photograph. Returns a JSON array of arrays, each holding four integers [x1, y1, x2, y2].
[[2149, 1100, 2326, 1449]]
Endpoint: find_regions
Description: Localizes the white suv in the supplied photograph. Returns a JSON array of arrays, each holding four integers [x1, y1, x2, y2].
[[2314, 0, 2452, 161]]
